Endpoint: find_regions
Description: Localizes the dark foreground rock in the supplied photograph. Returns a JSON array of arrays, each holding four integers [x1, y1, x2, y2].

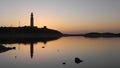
[[75, 57, 83, 64]]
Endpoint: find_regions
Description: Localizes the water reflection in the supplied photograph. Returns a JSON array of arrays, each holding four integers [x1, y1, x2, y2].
[[0, 37, 119, 68], [0, 37, 61, 44], [0, 44, 15, 53], [30, 42, 34, 58], [0, 37, 61, 59]]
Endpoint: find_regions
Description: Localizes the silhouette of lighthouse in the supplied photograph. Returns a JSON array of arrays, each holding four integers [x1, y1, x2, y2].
[[30, 12, 34, 27]]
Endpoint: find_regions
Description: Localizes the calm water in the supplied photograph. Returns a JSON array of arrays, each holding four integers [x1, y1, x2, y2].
[[0, 37, 120, 68]]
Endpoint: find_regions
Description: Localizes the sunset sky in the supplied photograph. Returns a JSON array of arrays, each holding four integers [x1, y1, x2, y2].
[[0, 0, 120, 33]]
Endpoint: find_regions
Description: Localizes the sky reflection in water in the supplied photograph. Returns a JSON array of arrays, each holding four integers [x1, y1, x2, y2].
[[0, 37, 120, 68]]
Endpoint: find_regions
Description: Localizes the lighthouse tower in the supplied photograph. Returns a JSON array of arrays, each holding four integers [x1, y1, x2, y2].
[[30, 12, 34, 27]]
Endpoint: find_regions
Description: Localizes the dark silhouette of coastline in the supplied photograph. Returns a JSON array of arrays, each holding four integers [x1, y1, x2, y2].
[[1, 12, 119, 39], [0, 26, 63, 38], [84, 32, 120, 38], [0, 26, 119, 38], [63, 32, 120, 38], [0, 44, 15, 53], [63, 34, 83, 36], [0, 12, 62, 39]]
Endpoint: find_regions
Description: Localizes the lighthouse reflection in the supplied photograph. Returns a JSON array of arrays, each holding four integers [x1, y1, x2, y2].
[[30, 42, 34, 58], [0, 37, 61, 59]]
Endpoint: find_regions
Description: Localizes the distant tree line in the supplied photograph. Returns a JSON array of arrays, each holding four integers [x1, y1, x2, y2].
[[84, 32, 120, 38]]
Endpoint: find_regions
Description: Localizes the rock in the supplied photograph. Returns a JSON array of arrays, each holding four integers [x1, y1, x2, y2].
[[62, 62, 66, 65], [75, 57, 83, 64]]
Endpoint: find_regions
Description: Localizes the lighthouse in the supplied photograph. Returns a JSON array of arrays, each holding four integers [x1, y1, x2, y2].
[[30, 12, 34, 27]]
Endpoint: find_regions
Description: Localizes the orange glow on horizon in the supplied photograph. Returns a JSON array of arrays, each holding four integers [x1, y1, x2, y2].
[[0, 12, 120, 34]]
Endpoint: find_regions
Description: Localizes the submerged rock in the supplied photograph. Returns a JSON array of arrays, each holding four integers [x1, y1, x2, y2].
[[62, 62, 66, 65]]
